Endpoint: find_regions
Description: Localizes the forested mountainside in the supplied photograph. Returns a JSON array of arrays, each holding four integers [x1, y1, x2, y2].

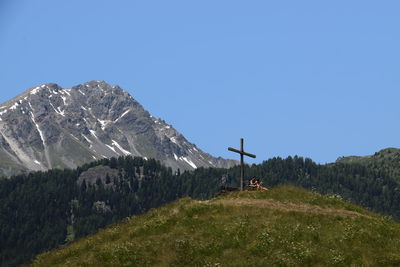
[[2, 153, 400, 266], [337, 147, 400, 182]]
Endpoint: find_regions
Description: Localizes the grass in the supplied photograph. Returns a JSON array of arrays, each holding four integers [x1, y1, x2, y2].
[[32, 186, 400, 266]]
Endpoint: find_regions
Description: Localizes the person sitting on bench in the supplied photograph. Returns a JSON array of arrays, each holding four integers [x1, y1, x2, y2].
[[257, 179, 269, 191], [248, 176, 269, 191], [248, 176, 258, 188]]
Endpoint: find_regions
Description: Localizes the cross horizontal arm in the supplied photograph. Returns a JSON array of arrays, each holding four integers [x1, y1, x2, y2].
[[228, 147, 256, 158]]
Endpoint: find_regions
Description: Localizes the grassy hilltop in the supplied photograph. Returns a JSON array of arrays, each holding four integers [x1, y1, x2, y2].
[[33, 186, 400, 266]]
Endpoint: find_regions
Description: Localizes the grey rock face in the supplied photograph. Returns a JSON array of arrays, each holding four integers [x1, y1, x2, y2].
[[0, 81, 237, 177]]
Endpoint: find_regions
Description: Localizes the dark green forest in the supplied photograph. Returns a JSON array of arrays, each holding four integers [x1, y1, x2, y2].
[[1, 155, 400, 266]]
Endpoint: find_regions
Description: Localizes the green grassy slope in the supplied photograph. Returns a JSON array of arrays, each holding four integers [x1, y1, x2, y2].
[[33, 186, 400, 266]]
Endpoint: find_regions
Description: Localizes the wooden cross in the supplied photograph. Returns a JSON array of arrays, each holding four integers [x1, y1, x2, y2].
[[228, 138, 256, 191]]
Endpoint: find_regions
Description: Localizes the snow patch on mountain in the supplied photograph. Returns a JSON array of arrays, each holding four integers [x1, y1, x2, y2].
[[30, 86, 41, 95], [82, 134, 93, 144], [181, 156, 197, 169], [105, 144, 118, 154], [115, 109, 130, 122], [112, 140, 131, 156], [89, 130, 98, 139]]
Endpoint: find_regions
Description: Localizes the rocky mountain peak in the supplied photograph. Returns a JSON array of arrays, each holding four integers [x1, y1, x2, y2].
[[0, 81, 237, 177]]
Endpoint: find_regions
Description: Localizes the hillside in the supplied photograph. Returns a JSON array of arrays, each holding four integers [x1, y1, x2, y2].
[[337, 148, 400, 182], [33, 186, 400, 266], [4, 154, 400, 266]]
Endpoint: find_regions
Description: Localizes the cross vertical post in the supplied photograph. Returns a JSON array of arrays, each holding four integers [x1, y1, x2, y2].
[[228, 138, 256, 191], [240, 138, 244, 190]]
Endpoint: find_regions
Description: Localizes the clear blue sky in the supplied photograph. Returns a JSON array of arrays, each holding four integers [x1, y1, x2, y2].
[[1, 0, 399, 164]]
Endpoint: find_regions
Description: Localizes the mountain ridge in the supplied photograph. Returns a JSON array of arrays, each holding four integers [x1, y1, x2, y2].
[[0, 81, 236, 176], [336, 147, 400, 182]]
